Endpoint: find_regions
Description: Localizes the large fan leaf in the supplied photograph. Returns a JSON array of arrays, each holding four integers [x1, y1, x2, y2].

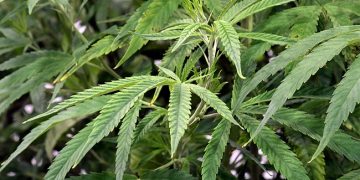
[[44, 78, 168, 180], [116, 0, 182, 67], [248, 30, 360, 142], [312, 56, 360, 161], [214, 20, 245, 79], [201, 120, 231, 180], [239, 114, 310, 180], [187, 84, 239, 126], [25, 76, 167, 123], [244, 106, 360, 163], [168, 83, 192, 157], [0, 96, 109, 172], [116, 101, 141, 180], [233, 25, 360, 112]]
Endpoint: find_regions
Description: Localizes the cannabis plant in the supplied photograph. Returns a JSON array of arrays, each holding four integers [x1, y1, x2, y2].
[[1, 0, 360, 179]]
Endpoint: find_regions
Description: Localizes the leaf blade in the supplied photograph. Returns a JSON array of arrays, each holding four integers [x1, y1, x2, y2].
[[168, 83, 192, 157]]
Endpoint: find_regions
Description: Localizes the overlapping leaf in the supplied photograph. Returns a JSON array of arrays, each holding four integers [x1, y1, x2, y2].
[[250, 30, 360, 144], [312, 55, 360, 161], [168, 83, 192, 157], [215, 20, 244, 79], [201, 120, 231, 180], [239, 114, 310, 180]]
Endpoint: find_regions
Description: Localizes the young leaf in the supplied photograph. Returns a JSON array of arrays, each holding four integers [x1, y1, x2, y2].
[[133, 108, 167, 143], [201, 120, 231, 180], [249, 31, 360, 145], [116, 101, 141, 180], [187, 84, 240, 127], [214, 20, 245, 79], [172, 23, 203, 52], [116, 0, 182, 68], [44, 78, 168, 180], [181, 47, 203, 81], [0, 96, 109, 172], [157, 66, 181, 82], [239, 114, 310, 180], [312, 56, 360, 161], [168, 83, 192, 157]]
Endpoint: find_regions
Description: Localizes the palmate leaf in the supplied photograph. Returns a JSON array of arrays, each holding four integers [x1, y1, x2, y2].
[[187, 84, 240, 127], [242, 106, 360, 163], [116, 0, 182, 68], [337, 169, 360, 180], [168, 83, 192, 157], [44, 78, 170, 180], [229, 0, 294, 24], [0, 96, 109, 172], [201, 120, 231, 180], [214, 20, 245, 79], [238, 114, 310, 180], [238, 32, 296, 45], [133, 108, 167, 143], [312, 55, 360, 161], [247, 30, 360, 143], [116, 101, 141, 180], [25, 76, 162, 123], [232, 26, 360, 112]]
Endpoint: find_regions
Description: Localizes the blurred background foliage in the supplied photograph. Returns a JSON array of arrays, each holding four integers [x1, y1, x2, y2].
[[0, 0, 360, 179]]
